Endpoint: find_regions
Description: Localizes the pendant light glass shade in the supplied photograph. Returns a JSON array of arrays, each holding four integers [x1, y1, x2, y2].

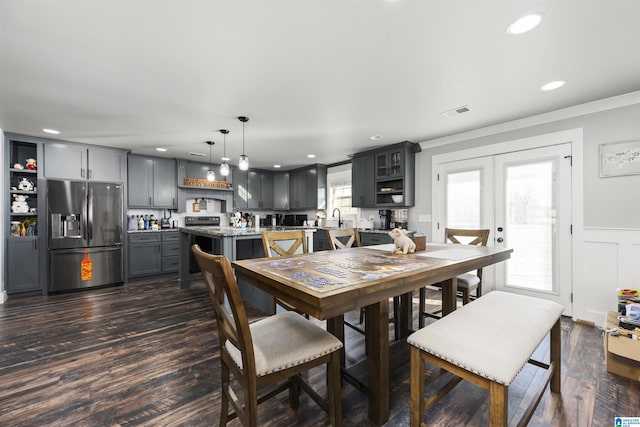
[[206, 140, 215, 181], [238, 116, 249, 171], [219, 129, 230, 176], [239, 154, 249, 171]]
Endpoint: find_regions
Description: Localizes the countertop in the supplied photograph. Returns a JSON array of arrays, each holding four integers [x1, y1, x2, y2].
[[127, 228, 180, 234], [176, 225, 414, 237]]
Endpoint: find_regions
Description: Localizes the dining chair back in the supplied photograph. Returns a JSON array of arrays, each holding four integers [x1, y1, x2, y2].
[[261, 230, 308, 257], [326, 228, 361, 250], [418, 228, 491, 328], [191, 244, 342, 427], [261, 230, 309, 315]]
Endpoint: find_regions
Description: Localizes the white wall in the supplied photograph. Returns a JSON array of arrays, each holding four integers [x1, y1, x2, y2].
[[412, 91, 640, 324], [1, 130, 6, 303]]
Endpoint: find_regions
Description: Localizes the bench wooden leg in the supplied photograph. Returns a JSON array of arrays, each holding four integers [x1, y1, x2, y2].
[[550, 318, 561, 393], [410, 346, 425, 427], [489, 381, 508, 427]]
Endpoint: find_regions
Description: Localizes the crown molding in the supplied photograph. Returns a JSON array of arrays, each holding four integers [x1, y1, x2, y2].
[[420, 90, 640, 149]]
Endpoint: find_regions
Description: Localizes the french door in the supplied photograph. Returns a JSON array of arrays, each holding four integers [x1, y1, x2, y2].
[[435, 144, 572, 314]]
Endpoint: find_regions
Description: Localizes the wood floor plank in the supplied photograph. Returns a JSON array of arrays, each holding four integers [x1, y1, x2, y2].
[[1, 276, 639, 426]]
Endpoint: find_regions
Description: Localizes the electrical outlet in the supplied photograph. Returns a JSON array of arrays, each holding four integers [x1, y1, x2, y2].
[[418, 214, 432, 222]]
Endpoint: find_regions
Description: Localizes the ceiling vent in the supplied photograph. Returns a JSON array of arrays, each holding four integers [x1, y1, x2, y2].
[[188, 151, 206, 157], [441, 105, 471, 118]]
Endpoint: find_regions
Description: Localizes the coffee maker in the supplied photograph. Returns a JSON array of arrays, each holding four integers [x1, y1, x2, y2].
[[379, 209, 392, 230], [392, 209, 408, 229]]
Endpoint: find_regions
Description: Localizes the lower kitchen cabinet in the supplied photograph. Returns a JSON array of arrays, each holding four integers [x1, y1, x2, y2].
[[7, 237, 41, 294], [360, 232, 393, 246], [313, 230, 331, 252], [128, 233, 162, 278], [161, 232, 180, 273]]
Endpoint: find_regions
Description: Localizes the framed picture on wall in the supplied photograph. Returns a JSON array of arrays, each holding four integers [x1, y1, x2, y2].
[[599, 139, 640, 177]]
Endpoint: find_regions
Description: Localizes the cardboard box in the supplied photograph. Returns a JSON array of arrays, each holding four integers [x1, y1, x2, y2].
[[604, 311, 640, 381]]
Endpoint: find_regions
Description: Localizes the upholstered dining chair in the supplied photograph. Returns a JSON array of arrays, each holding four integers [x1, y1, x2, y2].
[[261, 230, 309, 315], [192, 244, 343, 427], [418, 228, 491, 327], [326, 228, 400, 341]]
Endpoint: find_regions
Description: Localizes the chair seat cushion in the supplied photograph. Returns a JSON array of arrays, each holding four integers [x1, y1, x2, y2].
[[226, 311, 343, 377], [456, 273, 480, 290], [408, 291, 563, 386]]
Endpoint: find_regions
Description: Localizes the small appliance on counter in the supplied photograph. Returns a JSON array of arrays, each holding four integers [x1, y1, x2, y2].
[[379, 209, 392, 230], [160, 209, 172, 229]]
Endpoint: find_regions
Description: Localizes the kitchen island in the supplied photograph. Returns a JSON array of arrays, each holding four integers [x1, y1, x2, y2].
[[178, 225, 316, 312]]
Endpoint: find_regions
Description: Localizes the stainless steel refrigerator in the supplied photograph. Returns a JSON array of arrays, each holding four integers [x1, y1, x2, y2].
[[47, 180, 124, 292]]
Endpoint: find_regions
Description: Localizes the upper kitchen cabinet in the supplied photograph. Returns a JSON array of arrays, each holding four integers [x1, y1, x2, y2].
[[44, 141, 127, 182], [352, 141, 420, 208], [351, 153, 375, 207], [273, 172, 289, 210], [288, 164, 327, 210], [128, 155, 177, 209], [233, 169, 274, 210]]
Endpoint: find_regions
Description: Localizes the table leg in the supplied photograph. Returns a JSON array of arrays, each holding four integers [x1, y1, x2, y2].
[[178, 231, 192, 288], [397, 291, 413, 339], [365, 301, 390, 425], [326, 315, 346, 368], [441, 277, 458, 316]]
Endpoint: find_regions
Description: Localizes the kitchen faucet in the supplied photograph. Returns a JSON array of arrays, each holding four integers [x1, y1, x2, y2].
[[332, 208, 343, 228]]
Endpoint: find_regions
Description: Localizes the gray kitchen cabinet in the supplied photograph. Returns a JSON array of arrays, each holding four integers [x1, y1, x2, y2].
[[128, 233, 162, 277], [7, 233, 40, 294], [234, 169, 273, 210], [44, 142, 126, 182], [5, 135, 45, 295], [288, 164, 327, 210], [351, 153, 375, 207], [161, 232, 179, 273], [351, 141, 420, 208], [360, 232, 393, 246], [273, 172, 289, 210], [128, 155, 177, 209], [313, 230, 331, 252]]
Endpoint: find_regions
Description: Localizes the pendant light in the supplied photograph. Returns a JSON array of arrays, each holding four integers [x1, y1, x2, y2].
[[206, 140, 215, 181], [238, 116, 249, 171], [219, 129, 230, 176]]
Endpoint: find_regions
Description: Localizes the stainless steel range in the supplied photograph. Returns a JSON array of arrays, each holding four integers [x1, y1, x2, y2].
[[184, 216, 221, 272]]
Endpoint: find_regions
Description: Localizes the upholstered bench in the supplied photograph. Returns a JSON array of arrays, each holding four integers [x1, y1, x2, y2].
[[408, 291, 563, 427]]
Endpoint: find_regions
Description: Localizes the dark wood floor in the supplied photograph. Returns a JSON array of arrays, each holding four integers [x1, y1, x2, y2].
[[1, 275, 638, 426]]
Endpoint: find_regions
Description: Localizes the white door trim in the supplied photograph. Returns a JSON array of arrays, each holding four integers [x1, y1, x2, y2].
[[431, 128, 585, 321]]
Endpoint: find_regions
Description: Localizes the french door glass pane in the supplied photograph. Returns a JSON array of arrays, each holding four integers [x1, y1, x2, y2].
[[446, 170, 480, 229], [505, 161, 554, 291]]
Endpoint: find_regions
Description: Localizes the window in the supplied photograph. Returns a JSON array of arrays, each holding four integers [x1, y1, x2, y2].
[[330, 182, 357, 215]]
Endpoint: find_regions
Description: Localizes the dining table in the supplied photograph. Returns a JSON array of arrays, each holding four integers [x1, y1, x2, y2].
[[231, 242, 512, 425]]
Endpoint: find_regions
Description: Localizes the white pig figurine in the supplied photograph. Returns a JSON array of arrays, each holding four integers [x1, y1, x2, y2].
[[388, 228, 416, 255]]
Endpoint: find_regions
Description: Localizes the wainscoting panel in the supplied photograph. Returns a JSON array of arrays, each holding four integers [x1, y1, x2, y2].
[[582, 228, 640, 324]]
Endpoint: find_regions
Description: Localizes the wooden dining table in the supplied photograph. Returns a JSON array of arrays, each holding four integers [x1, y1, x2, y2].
[[231, 242, 512, 425]]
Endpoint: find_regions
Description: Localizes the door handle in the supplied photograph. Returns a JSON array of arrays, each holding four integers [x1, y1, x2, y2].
[[497, 227, 504, 232], [497, 237, 504, 243]]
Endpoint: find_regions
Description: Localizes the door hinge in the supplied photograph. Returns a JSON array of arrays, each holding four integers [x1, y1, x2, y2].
[[570, 224, 573, 234], [564, 155, 573, 166], [437, 222, 440, 230], [437, 173, 440, 181]]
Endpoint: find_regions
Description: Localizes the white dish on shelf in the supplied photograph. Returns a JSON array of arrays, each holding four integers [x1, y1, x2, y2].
[[391, 195, 403, 203]]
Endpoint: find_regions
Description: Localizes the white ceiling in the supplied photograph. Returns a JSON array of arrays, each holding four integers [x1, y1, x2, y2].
[[1, 0, 639, 170]]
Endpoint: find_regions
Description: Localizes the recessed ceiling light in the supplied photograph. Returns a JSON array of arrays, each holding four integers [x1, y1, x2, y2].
[[370, 135, 383, 140], [506, 13, 543, 35], [273, 164, 281, 168], [307, 154, 316, 158], [42, 128, 60, 134], [541, 80, 565, 91], [156, 147, 168, 152]]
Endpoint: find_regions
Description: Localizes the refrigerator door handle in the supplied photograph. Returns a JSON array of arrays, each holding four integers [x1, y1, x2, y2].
[[87, 185, 94, 243]]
